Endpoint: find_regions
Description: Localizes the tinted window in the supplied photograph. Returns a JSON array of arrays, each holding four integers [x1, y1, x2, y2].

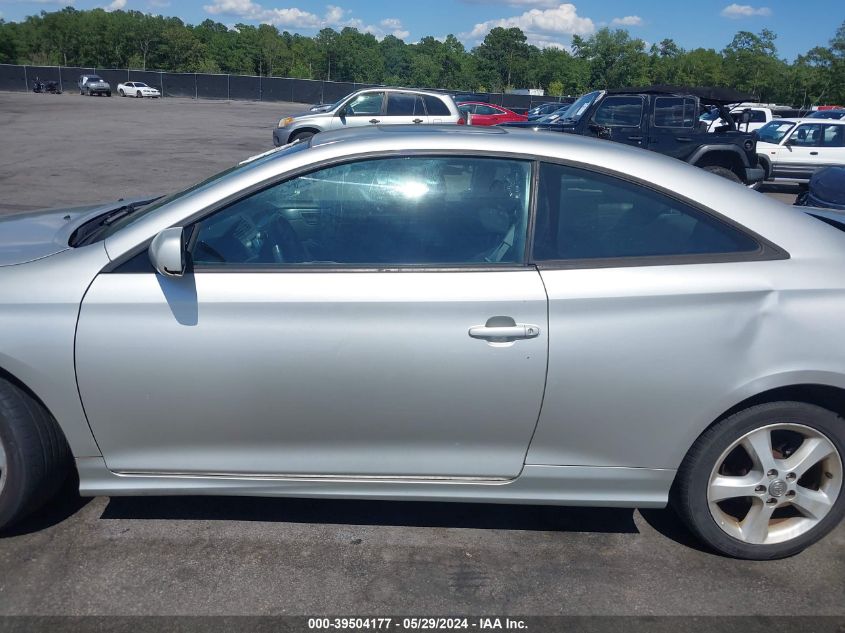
[[758, 121, 794, 143], [533, 163, 759, 261], [821, 124, 845, 147], [475, 105, 501, 115], [423, 95, 451, 116], [344, 92, 383, 116], [654, 97, 696, 128], [790, 124, 822, 147], [592, 96, 644, 127], [386, 93, 424, 116], [192, 157, 531, 267]]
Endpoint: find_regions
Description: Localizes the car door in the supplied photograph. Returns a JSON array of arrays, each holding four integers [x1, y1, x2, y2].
[[472, 104, 504, 126], [648, 96, 699, 159], [775, 123, 823, 180], [382, 93, 430, 126], [526, 162, 782, 470], [587, 95, 647, 148], [329, 91, 385, 131], [819, 123, 845, 167], [76, 155, 548, 479]]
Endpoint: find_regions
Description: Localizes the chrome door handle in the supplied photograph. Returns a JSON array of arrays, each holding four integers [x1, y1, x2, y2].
[[469, 324, 540, 341], [369, 118, 380, 124]]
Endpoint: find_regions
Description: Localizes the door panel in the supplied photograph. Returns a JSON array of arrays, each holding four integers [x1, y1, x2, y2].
[[76, 270, 548, 478], [588, 95, 646, 148]]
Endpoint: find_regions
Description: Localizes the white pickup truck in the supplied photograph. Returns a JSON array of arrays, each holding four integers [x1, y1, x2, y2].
[[701, 105, 777, 133]]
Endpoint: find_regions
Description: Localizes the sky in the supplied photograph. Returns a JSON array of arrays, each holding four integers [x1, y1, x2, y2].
[[0, 0, 842, 60]]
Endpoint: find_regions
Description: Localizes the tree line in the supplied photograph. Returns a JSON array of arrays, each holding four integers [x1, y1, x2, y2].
[[1, 7, 844, 106]]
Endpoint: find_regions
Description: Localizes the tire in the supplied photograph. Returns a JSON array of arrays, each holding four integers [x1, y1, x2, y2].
[[290, 130, 316, 143], [136, 91, 142, 98], [702, 165, 743, 184], [673, 402, 845, 560], [119, 89, 125, 97], [107, 92, 112, 97], [88, 89, 93, 97], [0, 378, 71, 531]]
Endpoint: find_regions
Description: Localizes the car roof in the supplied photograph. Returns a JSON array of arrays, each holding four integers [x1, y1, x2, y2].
[[354, 87, 451, 99], [772, 118, 845, 125]]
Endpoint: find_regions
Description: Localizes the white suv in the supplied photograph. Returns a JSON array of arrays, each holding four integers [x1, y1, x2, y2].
[[273, 88, 463, 146], [756, 118, 845, 183]]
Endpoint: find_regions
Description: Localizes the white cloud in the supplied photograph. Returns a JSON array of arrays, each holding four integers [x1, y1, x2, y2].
[[464, 3, 594, 48], [720, 4, 772, 18], [202, 1, 409, 38], [610, 15, 643, 27], [104, 0, 127, 11], [148, 0, 170, 7], [462, 0, 563, 7]]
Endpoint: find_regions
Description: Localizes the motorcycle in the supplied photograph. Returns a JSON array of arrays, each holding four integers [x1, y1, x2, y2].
[[32, 79, 62, 94]]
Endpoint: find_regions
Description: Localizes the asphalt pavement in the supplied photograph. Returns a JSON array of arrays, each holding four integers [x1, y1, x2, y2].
[[0, 90, 841, 618]]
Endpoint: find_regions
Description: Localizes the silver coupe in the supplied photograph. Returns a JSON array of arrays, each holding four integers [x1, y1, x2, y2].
[[1, 126, 844, 560]]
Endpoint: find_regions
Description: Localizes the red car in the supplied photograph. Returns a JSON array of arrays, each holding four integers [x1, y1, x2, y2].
[[458, 102, 527, 126]]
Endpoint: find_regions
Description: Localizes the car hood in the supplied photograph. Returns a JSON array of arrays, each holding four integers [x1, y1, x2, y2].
[[0, 198, 149, 266], [289, 109, 333, 122]]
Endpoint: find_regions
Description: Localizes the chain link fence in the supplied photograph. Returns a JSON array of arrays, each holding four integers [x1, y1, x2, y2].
[[0, 63, 570, 112]]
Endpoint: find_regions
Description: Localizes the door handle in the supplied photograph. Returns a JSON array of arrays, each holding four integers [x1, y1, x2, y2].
[[675, 137, 693, 142], [369, 118, 380, 124], [469, 324, 540, 341], [810, 151, 819, 155], [413, 118, 424, 124], [628, 136, 644, 141]]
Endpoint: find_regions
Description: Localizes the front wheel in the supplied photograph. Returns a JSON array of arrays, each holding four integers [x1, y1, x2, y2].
[[119, 89, 125, 97], [702, 165, 742, 184], [0, 379, 71, 531], [673, 402, 844, 559], [136, 91, 142, 98], [290, 130, 316, 143]]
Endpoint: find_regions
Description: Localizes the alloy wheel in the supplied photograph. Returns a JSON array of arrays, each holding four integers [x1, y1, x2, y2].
[[708, 423, 842, 545]]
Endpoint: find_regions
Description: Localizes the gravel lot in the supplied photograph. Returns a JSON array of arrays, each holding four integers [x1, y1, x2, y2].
[[0, 90, 841, 618]]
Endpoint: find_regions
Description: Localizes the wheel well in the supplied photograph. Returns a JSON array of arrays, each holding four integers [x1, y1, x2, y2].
[[694, 151, 745, 179], [288, 128, 319, 143], [0, 366, 69, 445], [714, 384, 845, 429]]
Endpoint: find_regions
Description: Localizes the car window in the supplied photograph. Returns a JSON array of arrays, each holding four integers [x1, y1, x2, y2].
[[821, 124, 845, 147], [592, 96, 644, 127], [758, 121, 794, 144], [654, 97, 696, 128], [386, 93, 425, 116], [789, 124, 823, 147], [191, 157, 532, 267], [423, 95, 451, 116], [533, 163, 759, 262], [475, 105, 501, 115], [458, 104, 475, 115], [344, 92, 384, 116]]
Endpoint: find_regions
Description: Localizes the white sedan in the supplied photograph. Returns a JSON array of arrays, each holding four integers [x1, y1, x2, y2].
[[117, 82, 161, 98]]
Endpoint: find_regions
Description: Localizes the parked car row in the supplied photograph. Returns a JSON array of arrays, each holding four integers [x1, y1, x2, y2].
[[273, 86, 767, 187], [77, 75, 160, 98]]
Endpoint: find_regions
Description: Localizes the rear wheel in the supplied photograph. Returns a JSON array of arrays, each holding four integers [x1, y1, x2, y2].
[[0, 378, 71, 531], [674, 402, 845, 559], [702, 165, 742, 184]]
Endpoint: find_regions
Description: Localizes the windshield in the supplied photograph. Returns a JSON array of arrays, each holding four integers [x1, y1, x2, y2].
[[77, 140, 311, 244], [556, 91, 601, 123], [699, 108, 721, 121], [757, 121, 795, 144]]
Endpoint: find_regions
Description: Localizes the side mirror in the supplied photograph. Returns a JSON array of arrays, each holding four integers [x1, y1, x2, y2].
[[149, 227, 186, 277], [337, 106, 348, 117]]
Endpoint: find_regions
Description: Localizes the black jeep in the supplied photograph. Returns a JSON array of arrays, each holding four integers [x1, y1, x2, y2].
[[502, 85, 765, 186]]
